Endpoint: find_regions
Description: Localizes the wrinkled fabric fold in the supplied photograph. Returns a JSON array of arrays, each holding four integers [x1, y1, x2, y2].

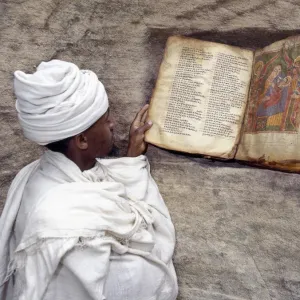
[[14, 60, 108, 145], [0, 151, 177, 300], [0, 160, 40, 300]]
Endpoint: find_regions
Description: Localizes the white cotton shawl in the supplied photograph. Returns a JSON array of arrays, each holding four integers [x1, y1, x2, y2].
[[14, 60, 108, 145], [0, 151, 177, 300]]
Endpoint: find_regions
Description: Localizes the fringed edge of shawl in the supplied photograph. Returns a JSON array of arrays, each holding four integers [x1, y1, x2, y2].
[[0, 232, 131, 288]]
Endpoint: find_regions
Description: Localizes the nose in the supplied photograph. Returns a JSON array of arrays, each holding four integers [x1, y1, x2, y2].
[[109, 119, 115, 131]]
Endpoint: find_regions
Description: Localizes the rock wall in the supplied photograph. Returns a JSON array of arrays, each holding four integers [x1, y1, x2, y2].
[[1, 1, 300, 299]]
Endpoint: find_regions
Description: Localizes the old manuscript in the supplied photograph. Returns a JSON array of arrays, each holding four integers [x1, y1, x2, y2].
[[146, 36, 253, 158], [146, 35, 300, 172], [236, 36, 300, 171]]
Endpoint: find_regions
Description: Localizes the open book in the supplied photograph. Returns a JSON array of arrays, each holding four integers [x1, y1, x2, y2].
[[145, 35, 300, 172]]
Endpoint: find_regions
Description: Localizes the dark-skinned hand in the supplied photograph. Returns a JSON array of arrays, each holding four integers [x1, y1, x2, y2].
[[127, 104, 152, 157]]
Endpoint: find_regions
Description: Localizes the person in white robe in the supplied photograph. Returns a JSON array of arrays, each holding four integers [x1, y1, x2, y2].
[[0, 60, 178, 300]]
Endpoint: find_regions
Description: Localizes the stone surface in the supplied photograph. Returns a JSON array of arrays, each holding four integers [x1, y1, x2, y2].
[[1, 1, 300, 299]]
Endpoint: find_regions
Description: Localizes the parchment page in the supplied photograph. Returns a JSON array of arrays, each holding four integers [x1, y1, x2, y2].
[[236, 36, 300, 171], [146, 36, 253, 158]]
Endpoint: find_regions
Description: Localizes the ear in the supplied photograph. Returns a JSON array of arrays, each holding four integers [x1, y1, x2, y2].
[[74, 133, 88, 150]]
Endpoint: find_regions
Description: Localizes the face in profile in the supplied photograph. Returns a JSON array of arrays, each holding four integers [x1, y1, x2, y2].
[[84, 109, 115, 158]]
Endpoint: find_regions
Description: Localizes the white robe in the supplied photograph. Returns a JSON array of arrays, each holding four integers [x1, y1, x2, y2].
[[0, 150, 178, 300]]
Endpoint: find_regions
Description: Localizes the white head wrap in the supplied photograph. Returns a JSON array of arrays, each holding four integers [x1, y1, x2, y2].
[[14, 60, 109, 145]]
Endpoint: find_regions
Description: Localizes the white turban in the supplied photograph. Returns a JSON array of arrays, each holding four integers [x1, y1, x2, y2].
[[14, 60, 109, 145]]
